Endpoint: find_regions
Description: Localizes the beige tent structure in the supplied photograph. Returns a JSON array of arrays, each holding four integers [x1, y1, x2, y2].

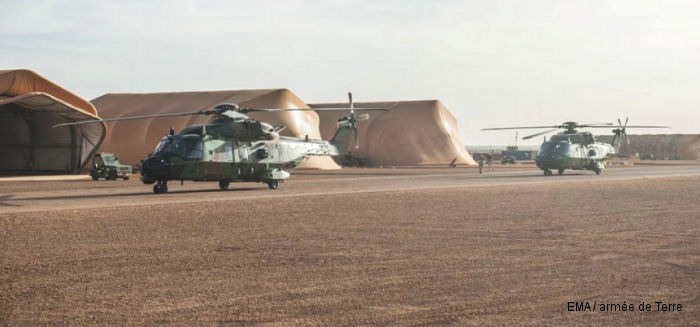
[[0, 69, 105, 173], [310, 100, 476, 166], [92, 89, 339, 169], [598, 134, 700, 160]]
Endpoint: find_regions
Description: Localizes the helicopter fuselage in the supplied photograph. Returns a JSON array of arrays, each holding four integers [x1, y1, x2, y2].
[[140, 118, 344, 193], [535, 132, 614, 175]]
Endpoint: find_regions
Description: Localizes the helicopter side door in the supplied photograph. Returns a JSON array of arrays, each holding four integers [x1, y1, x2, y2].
[[574, 144, 588, 169], [202, 139, 236, 181], [234, 141, 256, 180]]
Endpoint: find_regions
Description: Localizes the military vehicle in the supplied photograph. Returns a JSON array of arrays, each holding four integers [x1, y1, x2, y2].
[[89, 152, 132, 181], [55, 93, 384, 193], [483, 119, 669, 176]]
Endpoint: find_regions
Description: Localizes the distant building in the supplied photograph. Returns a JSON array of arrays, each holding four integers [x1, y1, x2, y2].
[[501, 147, 538, 161], [466, 145, 540, 163], [596, 134, 700, 160]]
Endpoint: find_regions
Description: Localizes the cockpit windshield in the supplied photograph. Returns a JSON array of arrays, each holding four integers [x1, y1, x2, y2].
[[539, 142, 570, 155], [153, 135, 203, 159]]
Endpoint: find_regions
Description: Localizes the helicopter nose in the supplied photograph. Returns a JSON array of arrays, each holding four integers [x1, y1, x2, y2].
[[141, 155, 171, 182]]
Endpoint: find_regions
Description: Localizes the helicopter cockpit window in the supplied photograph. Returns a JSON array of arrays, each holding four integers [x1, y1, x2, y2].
[[154, 138, 171, 153], [186, 140, 203, 159], [154, 135, 202, 159], [539, 142, 570, 155]]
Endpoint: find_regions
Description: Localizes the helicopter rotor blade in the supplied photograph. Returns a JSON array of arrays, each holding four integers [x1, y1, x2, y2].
[[273, 125, 287, 133], [481, 126, 559, 131], [309, 108, 388, 111], [349, 92, 354, 115], [522, 128, 561, 140], [580, 125, 669, 128], [248, 108, 387, 112], [52, 110, 206, 128], [354, 128, 359, 150], [616, 125, 670, 128], [579, 123, 614, 127]]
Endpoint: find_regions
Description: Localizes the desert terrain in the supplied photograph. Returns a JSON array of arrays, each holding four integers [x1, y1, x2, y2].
[[1, 165, 699, 326]]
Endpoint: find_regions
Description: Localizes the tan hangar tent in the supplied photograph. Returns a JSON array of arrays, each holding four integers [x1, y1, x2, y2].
[[0, 69, 105, 173], [92, 89, 340, 169], [310, 100, 476, 166]]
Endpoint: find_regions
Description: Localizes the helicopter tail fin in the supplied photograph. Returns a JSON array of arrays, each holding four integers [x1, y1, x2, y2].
[[329, 113, 369, 156], [610, 117, 630, 151]]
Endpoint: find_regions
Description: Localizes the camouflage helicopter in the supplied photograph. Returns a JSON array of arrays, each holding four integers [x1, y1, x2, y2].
[[483, 118, 669, 176], [54, 93, 384, 193]]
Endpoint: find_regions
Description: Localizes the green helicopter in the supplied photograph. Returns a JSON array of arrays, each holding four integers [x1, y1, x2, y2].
[[483, 118, 669, 176]]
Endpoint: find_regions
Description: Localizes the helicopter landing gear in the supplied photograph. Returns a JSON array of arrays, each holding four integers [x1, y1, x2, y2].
[[593, 162, 604, 175], [153, 180, 168, 194], [267, 180, 279, 190], [558, 169, 565, 175], [544, 169, 553, 176], [219, 180, 230, 190]]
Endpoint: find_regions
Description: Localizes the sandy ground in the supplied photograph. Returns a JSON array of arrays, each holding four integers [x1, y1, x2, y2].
[[1, 165, 699, 326]]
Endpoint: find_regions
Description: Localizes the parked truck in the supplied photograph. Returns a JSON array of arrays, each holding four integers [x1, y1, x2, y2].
[[89, 153, 132, 181]]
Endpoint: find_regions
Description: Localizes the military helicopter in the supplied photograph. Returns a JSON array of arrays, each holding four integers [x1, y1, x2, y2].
[[54, 93, 385, 193], [482, 118, 669, 176]]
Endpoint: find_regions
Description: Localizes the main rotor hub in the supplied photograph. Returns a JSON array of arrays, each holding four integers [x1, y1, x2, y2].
[[561, 122, 580, 133], [213, 103, 240, 112]]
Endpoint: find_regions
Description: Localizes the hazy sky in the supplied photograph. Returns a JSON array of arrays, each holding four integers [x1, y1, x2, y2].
[[1, 0, 698, 145]]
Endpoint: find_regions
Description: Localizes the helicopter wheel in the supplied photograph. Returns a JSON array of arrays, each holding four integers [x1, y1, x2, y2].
[[558, 169, 564, 175], [544, 169, 553, 176], [219, 180, 230, 190], [91, 175, 99, 181], [594, 168, 602, 175], [153, 180, 168, 194], [267, 180, 279, 190]]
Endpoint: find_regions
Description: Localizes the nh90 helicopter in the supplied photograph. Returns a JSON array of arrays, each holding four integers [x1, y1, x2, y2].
[[54, 93, 385, 193], [483, 119, 669, 176]]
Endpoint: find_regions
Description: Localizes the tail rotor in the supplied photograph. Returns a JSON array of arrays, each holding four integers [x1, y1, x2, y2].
[[612, 117, 630, 147], [348, 92, 358, 149]]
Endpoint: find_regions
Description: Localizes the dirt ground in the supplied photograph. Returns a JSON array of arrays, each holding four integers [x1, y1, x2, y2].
[[1, 167, 699, 326]]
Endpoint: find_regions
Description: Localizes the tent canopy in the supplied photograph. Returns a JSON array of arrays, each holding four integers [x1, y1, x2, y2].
[[311, 100, 476, 166], [92, 89, 339, 169], [0, 69, 105, 173]]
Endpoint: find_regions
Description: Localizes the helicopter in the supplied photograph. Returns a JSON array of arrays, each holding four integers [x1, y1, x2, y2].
[[482, 118, 669, 176], [54, 93, 385, 193]]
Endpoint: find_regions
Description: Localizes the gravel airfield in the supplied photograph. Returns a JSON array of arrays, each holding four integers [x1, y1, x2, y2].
[[1, 165, 699, 326]]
